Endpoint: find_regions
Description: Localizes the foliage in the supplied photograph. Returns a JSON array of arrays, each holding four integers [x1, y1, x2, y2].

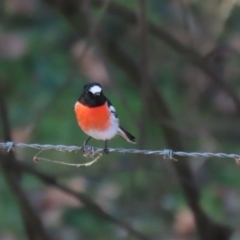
[[1, 0, 240, 239]]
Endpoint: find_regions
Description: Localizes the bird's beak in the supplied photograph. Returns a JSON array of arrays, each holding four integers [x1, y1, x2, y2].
[[94, 92, 100, 96]]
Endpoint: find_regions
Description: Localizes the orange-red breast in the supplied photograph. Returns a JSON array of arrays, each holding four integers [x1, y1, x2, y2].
[[75, 83, 136, 153]]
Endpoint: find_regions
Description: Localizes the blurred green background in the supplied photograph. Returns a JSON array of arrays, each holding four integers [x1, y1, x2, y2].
[[1, 0, 240, 239]]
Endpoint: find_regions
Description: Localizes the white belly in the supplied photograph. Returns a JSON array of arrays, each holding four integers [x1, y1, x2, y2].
[[85, 115, 119, 140]]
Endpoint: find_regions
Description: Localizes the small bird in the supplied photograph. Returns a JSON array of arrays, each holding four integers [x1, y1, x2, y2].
[[75, 82, 136, 153]]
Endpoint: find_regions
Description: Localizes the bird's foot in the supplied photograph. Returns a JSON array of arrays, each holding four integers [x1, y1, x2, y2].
[[103, 147, 109, 154], [82, 141, 95, 157]]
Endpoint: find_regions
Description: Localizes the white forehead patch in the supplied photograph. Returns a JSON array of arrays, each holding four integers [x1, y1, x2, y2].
[[89, 85, 102, 94]]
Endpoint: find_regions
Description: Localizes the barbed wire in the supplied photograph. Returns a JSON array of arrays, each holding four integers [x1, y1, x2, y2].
[[1, 142, 240, 163]]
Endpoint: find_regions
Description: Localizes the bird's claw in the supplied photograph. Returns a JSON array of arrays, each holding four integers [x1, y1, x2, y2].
[[103, 147, 109, 154], [82, 142, 95, 157], [82, 140, 109, 156]]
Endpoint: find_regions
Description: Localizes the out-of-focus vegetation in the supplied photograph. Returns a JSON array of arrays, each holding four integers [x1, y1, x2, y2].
[[1, 0, 240, 239]]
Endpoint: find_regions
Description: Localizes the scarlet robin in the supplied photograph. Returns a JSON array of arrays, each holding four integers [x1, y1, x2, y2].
[[75, 83, 136, 153]]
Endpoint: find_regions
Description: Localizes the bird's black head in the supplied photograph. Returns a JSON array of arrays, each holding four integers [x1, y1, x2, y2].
[[79, 83, 106, 107]]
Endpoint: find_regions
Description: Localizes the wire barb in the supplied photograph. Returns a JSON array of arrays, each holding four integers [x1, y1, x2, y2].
[[7, 141, 14, 152], [163, 149, 178, 161], [0, 142, 240, 164]]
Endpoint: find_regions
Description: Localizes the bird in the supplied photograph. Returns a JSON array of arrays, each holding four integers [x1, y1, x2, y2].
[[74, 82, 136, 153]]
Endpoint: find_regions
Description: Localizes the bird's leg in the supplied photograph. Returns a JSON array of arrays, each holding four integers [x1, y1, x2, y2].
[[85, 137, 91, 146], [82, 136, 92, 153], [103, 140, 109, 154]]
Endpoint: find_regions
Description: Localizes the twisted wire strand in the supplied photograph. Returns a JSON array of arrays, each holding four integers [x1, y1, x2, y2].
[[0, 142, 240, 161]]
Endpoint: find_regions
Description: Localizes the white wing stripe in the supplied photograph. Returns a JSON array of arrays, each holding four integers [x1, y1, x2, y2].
[[109, 105, 116, 113], [108, 104, 117, 118]]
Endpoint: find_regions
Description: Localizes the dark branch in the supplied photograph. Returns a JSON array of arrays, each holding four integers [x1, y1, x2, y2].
[[95, 35, 233, 240], [9, 161, 151, 240], [89, 0, 240, 115], [41, 0, 240, 116], [0, 82, 52, 240]]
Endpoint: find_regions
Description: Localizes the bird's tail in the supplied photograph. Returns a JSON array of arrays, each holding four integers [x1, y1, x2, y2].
[[117, 127, 136, 144]]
